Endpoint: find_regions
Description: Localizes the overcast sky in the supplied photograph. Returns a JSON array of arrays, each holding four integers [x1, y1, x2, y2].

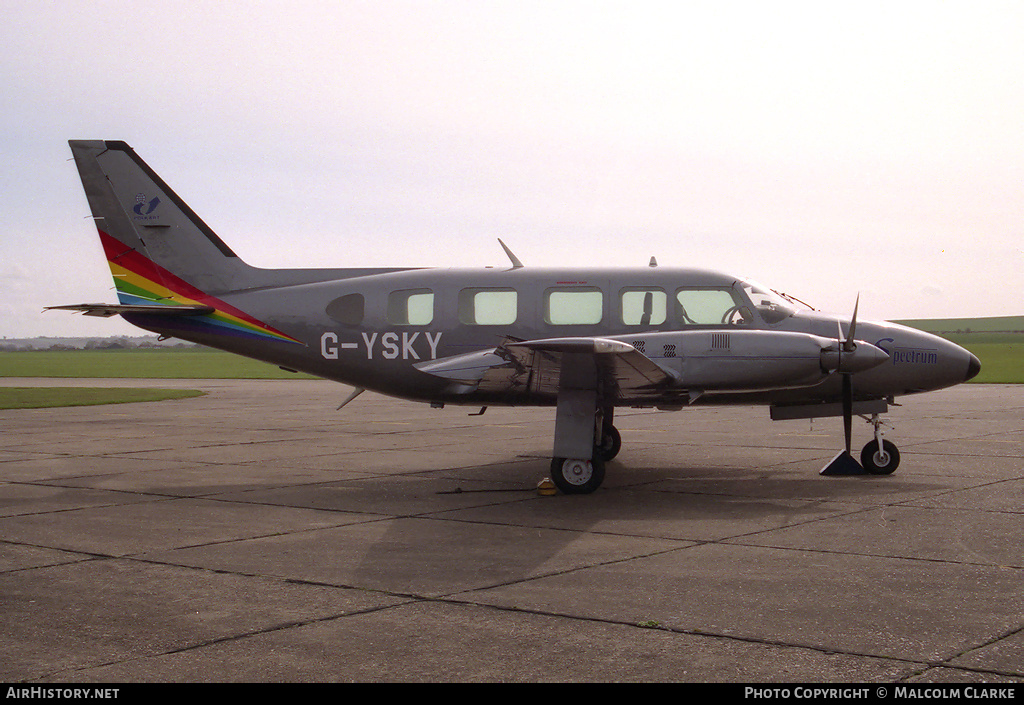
[[3, 1, 1023, 338]]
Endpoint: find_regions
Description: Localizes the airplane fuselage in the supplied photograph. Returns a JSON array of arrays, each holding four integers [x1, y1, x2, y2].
[[122, 264, 978, 411]]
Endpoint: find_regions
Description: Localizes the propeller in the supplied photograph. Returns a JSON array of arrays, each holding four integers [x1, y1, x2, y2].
[[817, 296, 891, 475], [819, 295, 889, 475]]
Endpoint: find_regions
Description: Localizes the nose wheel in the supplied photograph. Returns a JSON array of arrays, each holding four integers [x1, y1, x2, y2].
[[861, 438, 900, 474]]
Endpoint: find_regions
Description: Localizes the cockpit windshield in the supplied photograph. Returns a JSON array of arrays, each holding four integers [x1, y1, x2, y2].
[[737, 280, 797, 324]]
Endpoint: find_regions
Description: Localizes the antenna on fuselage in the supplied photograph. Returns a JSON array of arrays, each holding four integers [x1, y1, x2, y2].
[[497, 239, 524, 269], [649, 256, 658, 267], [336, 387, 365, 410]]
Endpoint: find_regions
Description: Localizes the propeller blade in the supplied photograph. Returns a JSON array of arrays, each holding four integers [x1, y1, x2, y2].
[[843, 294, 860, 353], [842, 373, 853, 454], [841, 295, 858, 454]]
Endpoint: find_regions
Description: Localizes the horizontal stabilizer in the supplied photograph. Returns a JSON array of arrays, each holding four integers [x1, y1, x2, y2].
[[45, 303, 215, 318]]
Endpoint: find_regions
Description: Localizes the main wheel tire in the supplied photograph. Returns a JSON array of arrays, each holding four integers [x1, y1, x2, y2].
[[861, 439, 900, 475], [550, 455, 605, 494], [597, 425, 622, 461]]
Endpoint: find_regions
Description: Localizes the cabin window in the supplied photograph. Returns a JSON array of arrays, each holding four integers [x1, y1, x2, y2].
[[325, 293, 364, 326], [674, 287, 745, 326], [620, 288, 667, 326], [458, 288, 518, 325], [387, 289, 434, 325], [545, 288, 603, 325]]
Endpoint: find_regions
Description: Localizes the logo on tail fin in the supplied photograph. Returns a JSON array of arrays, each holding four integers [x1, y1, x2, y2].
[[133, 193, 160, 217]]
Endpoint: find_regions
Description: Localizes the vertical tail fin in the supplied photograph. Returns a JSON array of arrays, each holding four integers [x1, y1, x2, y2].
[[65, 140, 305, 347], [68, 140, 257, 304]]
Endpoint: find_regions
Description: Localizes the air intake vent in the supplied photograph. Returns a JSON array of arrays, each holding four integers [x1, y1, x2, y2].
[[632, 340, 645, 353], [711, 333, 730, 350], [663, 344, 676, 358]]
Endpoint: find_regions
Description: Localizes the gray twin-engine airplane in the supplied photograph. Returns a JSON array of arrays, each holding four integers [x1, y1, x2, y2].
[[52, 140, 980, 493]]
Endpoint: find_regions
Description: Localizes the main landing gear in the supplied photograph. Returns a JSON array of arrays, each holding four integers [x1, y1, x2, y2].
[[548, 376, 621, 495], [550, 455, 605, 495], [549, 424, 619, 494]]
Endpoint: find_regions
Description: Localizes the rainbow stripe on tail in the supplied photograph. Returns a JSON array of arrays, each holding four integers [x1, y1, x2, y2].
[[100, 230, 302, 345]]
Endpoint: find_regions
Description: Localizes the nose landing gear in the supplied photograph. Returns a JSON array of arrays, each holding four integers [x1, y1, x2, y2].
[[860, 414, 900, 474], [821, 413, 901, 476]]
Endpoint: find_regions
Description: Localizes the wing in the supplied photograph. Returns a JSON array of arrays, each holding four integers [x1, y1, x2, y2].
[[415, 336, 679, 401]]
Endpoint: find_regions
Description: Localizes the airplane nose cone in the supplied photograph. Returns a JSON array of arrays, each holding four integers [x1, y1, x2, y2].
[[966, 352, 981, 381]]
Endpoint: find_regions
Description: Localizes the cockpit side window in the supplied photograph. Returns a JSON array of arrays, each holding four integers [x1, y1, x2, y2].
[[674, 287, 749, 326]]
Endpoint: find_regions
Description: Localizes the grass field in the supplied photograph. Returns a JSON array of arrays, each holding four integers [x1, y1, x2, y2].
[[895, 314, 1024, 334], [944, 342, 1020, 384], [0, 349, 315, 379], [0, 387, 205, 410]]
